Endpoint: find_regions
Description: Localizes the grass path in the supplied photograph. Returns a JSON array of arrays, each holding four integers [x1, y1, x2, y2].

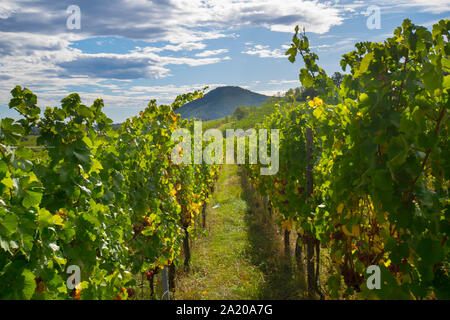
[[174, 164, 306, 300]]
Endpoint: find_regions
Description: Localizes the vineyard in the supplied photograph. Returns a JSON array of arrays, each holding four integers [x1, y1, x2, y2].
[[0, 87, 218, 299], [0, 18, 449, 300], [245, 18, 449, 299]]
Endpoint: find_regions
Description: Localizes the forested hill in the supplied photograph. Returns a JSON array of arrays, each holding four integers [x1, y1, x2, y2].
[[176, 86, 270, 120]]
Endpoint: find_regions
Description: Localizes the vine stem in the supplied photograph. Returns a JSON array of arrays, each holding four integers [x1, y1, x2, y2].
[[407, 106, 446, 203], [395, 51, 409, 111]]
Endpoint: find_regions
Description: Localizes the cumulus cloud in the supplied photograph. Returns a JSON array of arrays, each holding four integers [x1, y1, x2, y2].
[[0, 2, 18, 19], [57, 49, 227, 79], [0, 0, 346, 93], [0, 0, 344, 40], [242, 45, 286, 59]]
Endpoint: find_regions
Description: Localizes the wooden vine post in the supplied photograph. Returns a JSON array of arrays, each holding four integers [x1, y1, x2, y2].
[[202, 203, 207, 228], [284, 229, 291, 258], [295, 232, 303, 272], [305, 126, 324, 299], [161, 266, 170, 300], [168, 263, 176, 294], [183, 225, 191, 271], [305, 127, 316, 297]]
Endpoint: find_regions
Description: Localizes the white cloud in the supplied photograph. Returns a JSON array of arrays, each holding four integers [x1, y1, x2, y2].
[[56, 48, 228, 79], [195, 49, 229, 57], [0, 31, 229, 85], [268, 79, 299, 85], [254, 89, 284, 96], [0, 0, 346, 107], [0, 2, 18, 19], [404, 0, 450, 13], [127, 83, 226, 99], [138, 42, 208, 53], [348, 0, 450, 14], [242, 44, 286, 58], [311, 44, 331, 49], [306, 38, 357, 54], [0, 1, 345, 41]]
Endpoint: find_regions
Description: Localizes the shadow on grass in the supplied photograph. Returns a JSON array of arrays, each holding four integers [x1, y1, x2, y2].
[[238, 167, 307, 300]]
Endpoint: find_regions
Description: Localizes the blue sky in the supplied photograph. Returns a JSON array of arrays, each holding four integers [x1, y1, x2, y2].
[[0, 0, 449, 122]]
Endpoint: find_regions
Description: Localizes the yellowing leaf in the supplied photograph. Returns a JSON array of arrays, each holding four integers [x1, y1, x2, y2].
[[52, 214, 65, 226], [313, 97, 323, 106], [352, 225, 360, 237], [342, 225, 352, 236], [281, 220, 293, 231], [170, 113, 178, 122]]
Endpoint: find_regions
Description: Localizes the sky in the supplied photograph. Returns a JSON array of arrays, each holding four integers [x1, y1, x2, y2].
[[0, 0, 449, 123]]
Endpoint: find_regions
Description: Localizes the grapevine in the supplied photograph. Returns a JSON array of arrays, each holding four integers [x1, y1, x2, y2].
[[244, 19, 449, 299], [0, 87, 218, 299]]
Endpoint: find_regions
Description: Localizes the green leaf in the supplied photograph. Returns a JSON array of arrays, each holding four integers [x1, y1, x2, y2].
[[443, 75, 450, 89], [21, 269, 36, 300], [355, 52, 374, 77], [142, 227, 154, 236], [82, 136, 93, 149], [1, 177, 14, 190], [313, 107, 324, 119], [1, 213, 18, 235], [286, 47, 297, 63], [82, 212, 100, 227], [73, 151, 91, 164], [416, 238, 444, 265], [77, 105, 94, 118], [15, 147, 34, 159], [22, 190, 42, 208], [327, 275, 341, 299], [387, 136, 409, 168], [38, 207, 53, 230], [374, 170, 393, 192], [422, 62, 442, 91], [300, 69, 313, 87]]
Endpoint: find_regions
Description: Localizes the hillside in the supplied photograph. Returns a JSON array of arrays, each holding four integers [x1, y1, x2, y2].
[[176, 86, 270, 120]]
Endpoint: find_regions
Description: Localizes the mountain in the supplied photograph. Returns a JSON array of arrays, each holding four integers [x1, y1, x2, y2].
[[176, 86, 270, 120]]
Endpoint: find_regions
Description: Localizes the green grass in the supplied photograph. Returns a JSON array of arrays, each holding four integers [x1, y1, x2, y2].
[[174, 164, 307, 300], [239, 171, 307, 299], [202, 118, 229, 131], [175, 165, 263, 299]]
